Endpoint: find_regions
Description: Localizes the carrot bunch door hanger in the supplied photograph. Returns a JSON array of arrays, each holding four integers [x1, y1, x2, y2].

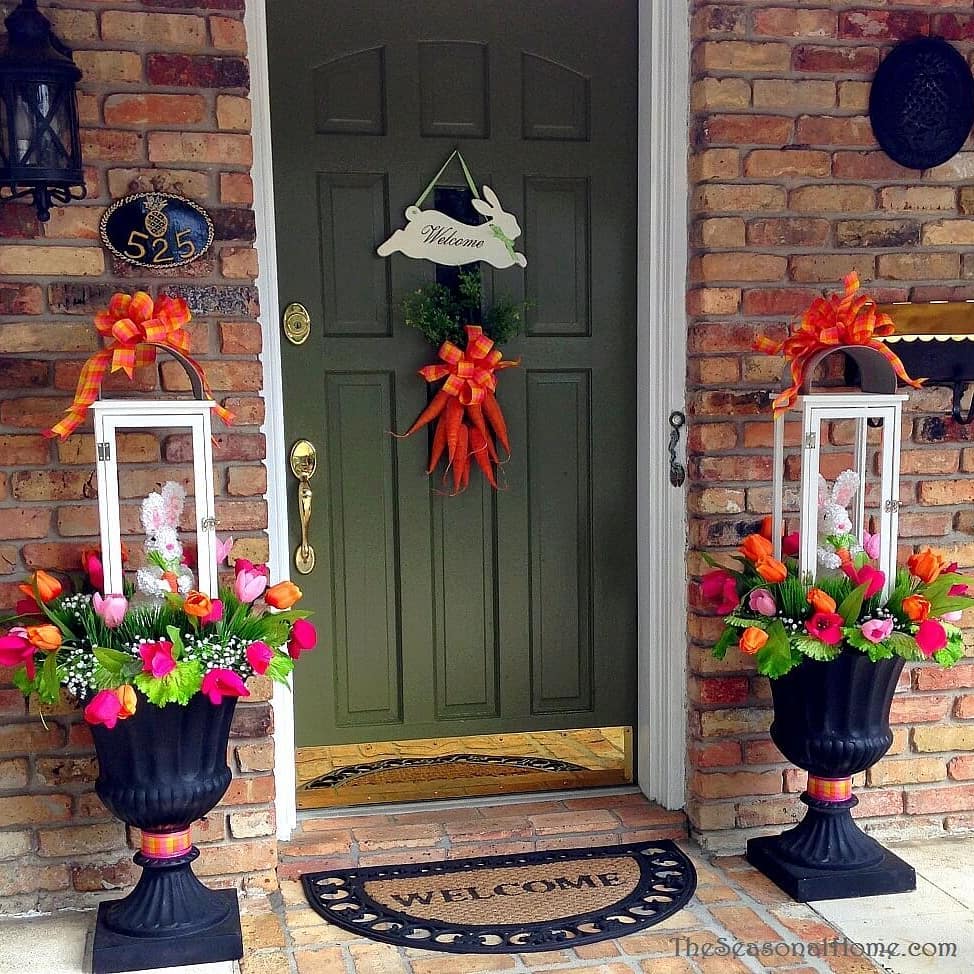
[[377, 150, 527, 269]]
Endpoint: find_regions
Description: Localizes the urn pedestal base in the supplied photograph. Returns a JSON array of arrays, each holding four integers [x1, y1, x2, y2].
[[91, 848, 243, 974], [746, 794, 916, 902]]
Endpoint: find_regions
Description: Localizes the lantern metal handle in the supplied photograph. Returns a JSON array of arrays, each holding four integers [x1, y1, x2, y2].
[[289, 439, 317, 575]]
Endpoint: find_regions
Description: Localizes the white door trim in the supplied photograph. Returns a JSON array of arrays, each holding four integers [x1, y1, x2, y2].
[[247, 0, 690, 840]]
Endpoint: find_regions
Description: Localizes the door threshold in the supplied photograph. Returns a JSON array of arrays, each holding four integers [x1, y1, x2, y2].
[[295, 783, 644, 822], [296, 726, 633, 810]]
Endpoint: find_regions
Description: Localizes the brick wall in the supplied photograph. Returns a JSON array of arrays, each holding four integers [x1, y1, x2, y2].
[[0, 1, 276, 912], [688, 1, 974, 851]]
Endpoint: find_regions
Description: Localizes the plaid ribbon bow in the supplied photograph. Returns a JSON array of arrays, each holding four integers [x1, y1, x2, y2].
[[45, 291, 234, 439], [754, 272, 923, 417], [419, 324, 518, 406]]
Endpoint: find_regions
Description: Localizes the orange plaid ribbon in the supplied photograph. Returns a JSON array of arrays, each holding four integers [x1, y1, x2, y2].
[[754, 272, 923, 417], [418, 324, 519, 407], [44, 291, 234, 439], [807, 775, 853, 804], [141, 827, 192, 859]]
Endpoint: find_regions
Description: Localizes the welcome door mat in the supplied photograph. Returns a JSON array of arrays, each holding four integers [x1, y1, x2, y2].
[[302, 754, 587, 790], [300, 840, 696, 953]]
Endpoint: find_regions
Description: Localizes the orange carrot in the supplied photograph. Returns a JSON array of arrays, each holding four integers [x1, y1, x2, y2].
[[482, 392, 510, 456], [426, 413, 448, 474], [469, 427, 497, 488], [395, 389, 449, 438], [466, 402, 491, 452], [444, 397, 464, 462], [452, 423, 469, 494]]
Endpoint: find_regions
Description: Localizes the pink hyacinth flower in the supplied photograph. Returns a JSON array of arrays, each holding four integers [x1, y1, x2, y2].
[[747, 588, 777, 617], [234, 567, 268, 604], [288, 618, 317, 659], [246, 641, 273, 675], [138, 640, 177, 678], [84, 689, 124, 729], [93, 593, 128, 629], [860, 618, 893, 644], [201, 668, 250, 704], [916, 620, 948, 657]]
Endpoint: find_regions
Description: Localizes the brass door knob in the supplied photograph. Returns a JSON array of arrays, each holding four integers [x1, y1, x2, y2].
[[289, 439, 317, 574]]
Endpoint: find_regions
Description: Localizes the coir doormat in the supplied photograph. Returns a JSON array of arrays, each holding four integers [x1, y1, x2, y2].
[[300, 840, 696, 953]]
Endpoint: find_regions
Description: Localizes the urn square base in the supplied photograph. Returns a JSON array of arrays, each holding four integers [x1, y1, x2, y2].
[[746, 835, 917, 902], [91, 888, 243, 974]]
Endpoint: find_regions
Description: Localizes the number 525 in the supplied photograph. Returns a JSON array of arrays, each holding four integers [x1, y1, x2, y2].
[[125, 228, 196, 263]]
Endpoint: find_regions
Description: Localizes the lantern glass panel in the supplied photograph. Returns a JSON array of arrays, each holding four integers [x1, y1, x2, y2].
[[90, 402, 219, 600]]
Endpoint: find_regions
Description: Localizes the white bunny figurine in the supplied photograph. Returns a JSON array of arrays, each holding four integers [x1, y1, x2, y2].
[[376, 185, 527, 269], [817, 469, 863, 570], [136, 481, 195, 600]]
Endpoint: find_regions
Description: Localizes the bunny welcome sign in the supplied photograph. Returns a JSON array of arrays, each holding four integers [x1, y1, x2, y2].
[[377, 150, 527, 269]]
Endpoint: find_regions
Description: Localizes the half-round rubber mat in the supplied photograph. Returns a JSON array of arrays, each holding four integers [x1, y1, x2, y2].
[[301, 840, 696, 953]]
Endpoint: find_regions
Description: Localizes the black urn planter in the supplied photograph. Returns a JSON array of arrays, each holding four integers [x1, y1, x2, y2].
[[88, 693, 243, 973], [746, 651, 917, 901]]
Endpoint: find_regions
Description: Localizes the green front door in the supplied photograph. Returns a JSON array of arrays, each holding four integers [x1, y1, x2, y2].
[[268, 1, 637, 747]]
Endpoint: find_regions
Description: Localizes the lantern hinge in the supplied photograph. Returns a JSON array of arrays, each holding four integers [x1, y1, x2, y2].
[[884, 499, 900, 513], [804, 432, 816, 449], [96, 442, 111, 462], [201, 516, 218, 530]]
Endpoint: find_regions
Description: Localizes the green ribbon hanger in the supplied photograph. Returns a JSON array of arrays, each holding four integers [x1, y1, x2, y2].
[[414, 148, 481, 206]]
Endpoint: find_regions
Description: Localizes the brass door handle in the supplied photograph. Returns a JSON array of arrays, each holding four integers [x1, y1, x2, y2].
[[289, 439, 317, 574]]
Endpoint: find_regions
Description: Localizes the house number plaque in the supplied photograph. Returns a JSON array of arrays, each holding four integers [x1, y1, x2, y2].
[[100, 193, 214, 269]]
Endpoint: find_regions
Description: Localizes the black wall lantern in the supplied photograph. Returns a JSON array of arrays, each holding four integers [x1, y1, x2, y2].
[[0, 0, 85, 222]]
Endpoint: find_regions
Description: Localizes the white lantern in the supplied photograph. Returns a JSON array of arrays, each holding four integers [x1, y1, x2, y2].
[[771, 346, 907, 597], [89, 352, 219, 598]]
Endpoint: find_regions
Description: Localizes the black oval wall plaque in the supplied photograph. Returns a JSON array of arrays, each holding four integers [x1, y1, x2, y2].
[[100, 193, 214, 269], [870, 37, 974, 171]]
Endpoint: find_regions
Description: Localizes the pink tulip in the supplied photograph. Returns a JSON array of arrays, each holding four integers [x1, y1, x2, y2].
[[916, 620, 948, 657], [860, 618, 893, 644], [289, 618, 317, 659], [863, 531, 881, 560], [201, 668, 250, 704], [202, 599, 223, 626], [781, 532, 800, 558], [0, 630, 36, 678], [234, 567, 267, 604], [841, 562, 885, 599], [234, 558, 268, 578], [246, 641, 273, 675], [216, 536, 235, 566], [84, 689, 124, 729], [700, 569, 739, 616], [747, 588, 777, 617], [93, 593, 128, 629], [138, 640, 176, 678]]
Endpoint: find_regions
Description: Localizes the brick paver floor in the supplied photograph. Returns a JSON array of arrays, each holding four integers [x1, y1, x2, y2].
[[234, 792, 883, 974]]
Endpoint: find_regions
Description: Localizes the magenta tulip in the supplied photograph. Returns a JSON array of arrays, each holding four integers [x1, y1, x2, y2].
[[246, 641, 273, 675], [202, 598, 224, 626], [138, 640, 176, 678], [84, 689, 124, 729], [288, 619, 317, 659], [916, 620, 948, 658], [201, 668, 250, 704]]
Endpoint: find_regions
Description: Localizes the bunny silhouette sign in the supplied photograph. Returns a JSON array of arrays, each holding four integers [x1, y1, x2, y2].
[[378, 184, 527, 269]]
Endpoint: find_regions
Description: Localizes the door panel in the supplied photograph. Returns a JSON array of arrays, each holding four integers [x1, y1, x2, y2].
[[268, 1, 637, 748]]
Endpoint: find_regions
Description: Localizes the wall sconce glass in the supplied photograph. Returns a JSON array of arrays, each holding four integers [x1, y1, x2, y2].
[[0, 0, 85, 222]]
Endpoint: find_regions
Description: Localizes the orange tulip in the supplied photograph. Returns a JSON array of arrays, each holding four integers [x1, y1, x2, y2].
[[908, 548, 947, 585], [183, 591, 213, 619], [740, 534, 774, 563], [755, 557, 788, 584], [115, 684, 137, 719], [902, 594, 931, 622], [26, 624, 62, 652], [265, 580, 302, 609], [759, 515, 773, 541], [739, 627, 769, 656], [807, 588, 837, 615], [20, 570, 63, 604]]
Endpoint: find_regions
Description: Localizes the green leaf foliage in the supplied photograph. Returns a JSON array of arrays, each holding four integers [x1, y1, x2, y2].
[[887, 630, 923, 662], [265, 652, 295, 683], [12, 666, 38, 696], [94, 646, 134, 674], [836, 583, 868, 626], [134, 659, 204, 707], [755, 620, 800, 678], [37, 653, 61, 704], [776, 576, 810, 619], [793, 635, 843, 662], [724, 614, 765, 630], [712, 626, 736, 660]]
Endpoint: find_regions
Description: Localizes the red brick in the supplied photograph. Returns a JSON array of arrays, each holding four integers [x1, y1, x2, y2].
[[692, 770, 782, 799], [0, 283, 43, 315], [794, 115, 875, 147], [904, 784, 974, 815], [690, 677, 750, 706], [104, 94, 206, 127], [747, 219, 830, 248], [147, 54, 248, 89], [0, 794, 72, 827], [889, 694, 952, 724], [691, 741, 742, 769], [754, 8, 836, 38], [839, 10, 929, 41]]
